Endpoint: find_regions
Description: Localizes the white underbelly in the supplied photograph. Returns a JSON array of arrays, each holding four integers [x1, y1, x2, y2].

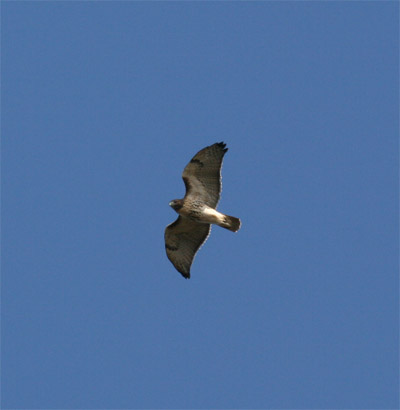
[[201, 206, 225, 224]]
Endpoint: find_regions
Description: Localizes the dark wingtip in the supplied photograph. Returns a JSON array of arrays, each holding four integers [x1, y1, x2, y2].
[[216, 141, 228, 153], [177, 266, 190, 279]]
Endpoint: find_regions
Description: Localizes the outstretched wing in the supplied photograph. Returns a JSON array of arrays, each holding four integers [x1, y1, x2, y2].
[[165, 216, 211, 279], [182, 142, 228, 208]]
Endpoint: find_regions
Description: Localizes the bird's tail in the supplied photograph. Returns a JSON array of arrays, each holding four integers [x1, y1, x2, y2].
[[219, 214, 241, 232]]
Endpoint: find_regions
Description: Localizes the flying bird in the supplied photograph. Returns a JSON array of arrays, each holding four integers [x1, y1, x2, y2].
[[165, 142, 241, 279]]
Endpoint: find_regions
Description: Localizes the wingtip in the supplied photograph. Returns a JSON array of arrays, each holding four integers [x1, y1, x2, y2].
[[177, 266, 191, 279], [216, 141, 228, 153]]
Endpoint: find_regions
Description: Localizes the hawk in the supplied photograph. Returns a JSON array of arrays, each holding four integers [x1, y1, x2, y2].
[[165, 142, 241, 279]]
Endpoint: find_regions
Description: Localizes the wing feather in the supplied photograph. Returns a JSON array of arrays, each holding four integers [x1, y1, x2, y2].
[[182, 142, 228, 208], [165, 216, 211, 279]]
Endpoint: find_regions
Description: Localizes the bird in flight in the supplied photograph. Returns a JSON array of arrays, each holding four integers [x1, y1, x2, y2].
[[165, 142, 241, 279]]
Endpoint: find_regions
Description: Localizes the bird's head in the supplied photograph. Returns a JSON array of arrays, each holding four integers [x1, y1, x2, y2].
[[169, 199, 183, 212]]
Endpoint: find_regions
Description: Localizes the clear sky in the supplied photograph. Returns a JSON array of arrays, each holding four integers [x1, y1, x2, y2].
[[2, 2, 398, 409]]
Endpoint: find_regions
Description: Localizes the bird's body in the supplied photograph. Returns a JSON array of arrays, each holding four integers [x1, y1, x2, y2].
[[171, 199, 240, 230], [165, 142, 241, 279]]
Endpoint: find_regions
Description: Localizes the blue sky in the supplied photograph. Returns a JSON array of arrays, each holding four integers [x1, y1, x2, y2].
[[2, 2, 398, 409]]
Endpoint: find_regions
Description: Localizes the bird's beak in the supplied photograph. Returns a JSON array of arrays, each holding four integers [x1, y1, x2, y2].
[[169, 201, 173, 207]]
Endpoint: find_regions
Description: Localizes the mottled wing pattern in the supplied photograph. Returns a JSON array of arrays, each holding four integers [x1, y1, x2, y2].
[[165, 216, 211, 279], [182, 142, 228, 208]]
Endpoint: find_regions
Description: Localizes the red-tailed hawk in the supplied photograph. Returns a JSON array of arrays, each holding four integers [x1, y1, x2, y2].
[[165, 142, 241, 279]]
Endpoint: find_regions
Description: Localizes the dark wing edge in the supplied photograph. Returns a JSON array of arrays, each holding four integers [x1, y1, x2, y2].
[[182, 142, 228, 208], [164, 216, 211, 279]]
